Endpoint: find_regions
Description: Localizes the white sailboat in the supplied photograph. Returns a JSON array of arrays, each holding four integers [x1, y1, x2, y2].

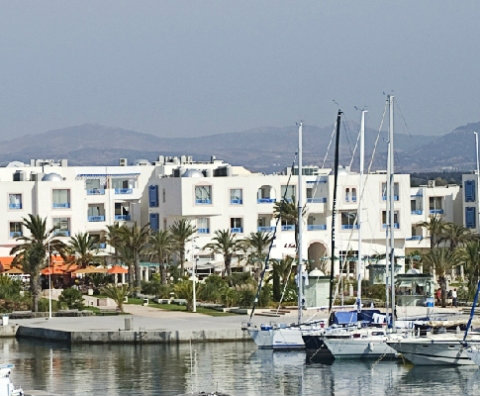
[[0, 364, 23, 396]]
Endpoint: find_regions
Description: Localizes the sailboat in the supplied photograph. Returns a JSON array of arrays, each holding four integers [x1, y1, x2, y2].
[[246, 122, 321, 350]]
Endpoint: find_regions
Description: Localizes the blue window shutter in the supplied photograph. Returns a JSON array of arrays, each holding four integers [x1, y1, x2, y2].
[[150, 213, 159, 231], [149, 185, 159, 207], [466, 207, 476, 228], [465, 180, 476, 203]]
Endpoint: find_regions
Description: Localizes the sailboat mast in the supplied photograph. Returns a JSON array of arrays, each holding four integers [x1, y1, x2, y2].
[[329, 110, 342, 313], [388, 95, 396, 328], [357, 110, 366, 311], [297, 122, 304, 325]]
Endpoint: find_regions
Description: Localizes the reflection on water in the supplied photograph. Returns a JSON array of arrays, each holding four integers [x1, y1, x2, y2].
[[1, 338, 480, 395]]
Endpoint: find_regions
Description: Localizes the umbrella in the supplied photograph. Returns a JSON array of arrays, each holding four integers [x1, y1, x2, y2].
[[107, 265, 128, 274], [3, 267, 24, 274], [41, 267, 65, 275], [74, 266, 108, 274]]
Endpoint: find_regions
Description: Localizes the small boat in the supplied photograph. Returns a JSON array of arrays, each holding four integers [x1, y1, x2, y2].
[[0, 364, 23, 396]]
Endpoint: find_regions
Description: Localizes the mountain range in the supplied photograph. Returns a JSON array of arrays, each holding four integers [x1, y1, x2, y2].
[[0, 121, 478, 174]]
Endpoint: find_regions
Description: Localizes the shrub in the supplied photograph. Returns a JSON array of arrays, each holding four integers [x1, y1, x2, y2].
[[101, 284, 129, 312], [141, 274, 172, 298], [197, 275, 228, 303], [58, 288, 85, 310]]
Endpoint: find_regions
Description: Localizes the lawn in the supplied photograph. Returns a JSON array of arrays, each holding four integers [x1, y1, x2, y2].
[[126, 298, 236, 316]]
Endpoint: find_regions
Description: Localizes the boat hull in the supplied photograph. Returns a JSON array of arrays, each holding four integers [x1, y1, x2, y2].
[[323, 336, 397, 359], [248, 326, 304, 349]]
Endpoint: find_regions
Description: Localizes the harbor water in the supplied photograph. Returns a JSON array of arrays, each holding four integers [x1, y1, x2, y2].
[[2, 338, 480, 396]]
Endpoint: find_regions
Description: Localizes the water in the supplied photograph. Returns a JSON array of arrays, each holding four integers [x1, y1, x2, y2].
[[2, 338, 480, 396]]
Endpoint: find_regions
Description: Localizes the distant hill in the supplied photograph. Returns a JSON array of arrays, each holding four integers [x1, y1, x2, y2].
[[0, 121, 476, 173]]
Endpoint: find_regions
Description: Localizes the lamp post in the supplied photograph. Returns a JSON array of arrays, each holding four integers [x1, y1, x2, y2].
[[48, 242, 52, 319], [192, 237, 198, 313]]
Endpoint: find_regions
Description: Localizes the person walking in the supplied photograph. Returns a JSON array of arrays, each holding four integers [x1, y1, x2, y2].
[[452, 288, 458, 307]]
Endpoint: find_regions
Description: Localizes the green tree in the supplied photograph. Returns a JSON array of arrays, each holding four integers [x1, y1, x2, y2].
[[173, 280, 196, 311], [422, 247, 458, 307], [204, 229, 241, 278], [274, 198, 300, 246], [456, 240, 480, 299], [118, 223, 151, 292], [10, 214, 66, 312], [270, 256, 296, 303], [169, 218, 196, 276], [0, 275, 22, 300], [67, 232, 99, 268], [58, 288, 84, 310], [420, 216, 448, 249], [101, 284, 129, 313], [242, 231, 273, 282], [148, 230, 174, 284], [106, 223, 124, 265]]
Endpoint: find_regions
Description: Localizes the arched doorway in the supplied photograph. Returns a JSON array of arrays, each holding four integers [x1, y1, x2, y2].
[[308, 242, 328, 272]]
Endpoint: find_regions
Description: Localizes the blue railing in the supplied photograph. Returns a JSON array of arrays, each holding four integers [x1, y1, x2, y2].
[[53, 230, 70, 237], [52, 202, 70, 209], [195, 199, 212, 204], [411, 210, 423, 215], [115, 188, 133, 194], [342, 224, 360, 230], [382, 224, 400, 229], [282, 225, 295, 231], [197, 228, 210, 234], [230, 199, 243, 204], [88, 215, 105, 222], [307, 224, 327, 231], [430, 209, 444, 214], [257, 226, 276, 232], [87, 188, 105, 195], [9, 203, 22, 209], [230, 227, 243, 233], [257, 198, 276, 203], [115, 215, 131, 221], [306, 178, 327, 184], [307, 197, 327, 203], [406, 235, 423, 241], [9, 232, 22, 238], [382, 195, 399, 201]]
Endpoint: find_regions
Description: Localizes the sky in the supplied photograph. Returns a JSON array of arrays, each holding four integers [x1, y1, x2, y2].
[[1, 1, 480, 141]]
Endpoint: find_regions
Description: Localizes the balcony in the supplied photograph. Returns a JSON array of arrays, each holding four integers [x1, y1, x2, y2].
[[230, 199, 243, 205], [341, 224, 360, 230], [307, 224, 327, 231], [115, 215, 131, 221], [406, 235, 423, 241], [197, 228, 210, 234], [87, 188, 105, 195], [382, 196, 399, 201], [306, 178, 327, 184], [257, 226, 276, 232], [411, 210, 423, 215], [9, 203, 22, 209], [115, 188, 133, 195], [93, 242, 107, 249], [195, 199, 212, 204], [52, 202, 70, 209], [257, 198, 276, 203], [53, 230, 70, 237], [230, 227, 243, 233], [382, 224, 400, 229], [282, 225, 295, 231], [88, 215, 106, 222], [9, 232, 22, 238], [307, 197, 327, 203], [429, 209, 444, 215]]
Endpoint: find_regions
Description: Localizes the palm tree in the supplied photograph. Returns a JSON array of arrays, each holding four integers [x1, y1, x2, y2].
[[420, 216, 448, 249], [169, 218, 196, 276], [242, 231, 273, 281], [118, 223, 151, 291], [106, 223, 123, 265], [67, 232, 98, 268], [456, 240, 480, 299], [149, 230, 174, 284], [204, 229, 241, 277], [422, 247, 458, 307], [10, 214, 66, 312], [101, 284, 129, 313], [270, 256, 296, 302]]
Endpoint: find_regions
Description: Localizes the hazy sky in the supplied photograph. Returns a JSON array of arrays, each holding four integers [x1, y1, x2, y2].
[[1, 1, 479, 140]]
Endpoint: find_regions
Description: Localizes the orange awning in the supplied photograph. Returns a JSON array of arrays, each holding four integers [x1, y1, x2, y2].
[[3, 267, 24, 274], [107, 265, 128, 274], [74, 266, 108, 274], [41, 267, 65, 275]]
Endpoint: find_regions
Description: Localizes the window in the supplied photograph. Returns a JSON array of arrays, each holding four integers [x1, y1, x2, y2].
[[281, 185, 296, 202], [52, 218, 70, 237], [341, 211, 358, 229], [197, 217, 210, 234], [88, 205, 105, 222], [162, 188, 166, 203], [112, 178, 134, 194], [351, 188, 357, 202], [429, 197, 444, 214], [114, 203, 131, 221], [195, 185, 212, 204], [381, 182, 399, 201], [149, 185, 159, 207], [230, 218, 243, 233], [86, 179, 105, 195], [230, 189, 243, 204], [8, 194, 22, 209], [257, 186, 275, 203], [382, 210, 400, 229], [466, 207, 476, 228], [345, 188, 350, 202], [52, 189, 70, 208], [281, 218, 295, 231], [9, 222, 22, 238], [150, 213, 159, 232], [465, 180, 476, 202]]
